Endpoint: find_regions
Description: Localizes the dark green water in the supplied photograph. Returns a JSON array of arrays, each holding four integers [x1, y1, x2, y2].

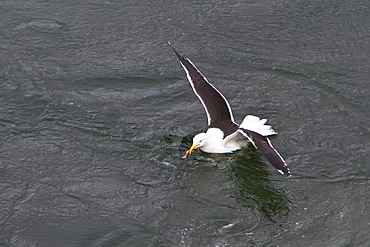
[[1, 0, 369, 246]]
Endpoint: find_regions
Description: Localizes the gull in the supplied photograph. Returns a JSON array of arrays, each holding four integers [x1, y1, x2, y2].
[[170, 44, 290, 176]]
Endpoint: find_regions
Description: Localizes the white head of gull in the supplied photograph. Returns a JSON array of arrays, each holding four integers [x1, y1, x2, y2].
[[170, 43, 291, 176]]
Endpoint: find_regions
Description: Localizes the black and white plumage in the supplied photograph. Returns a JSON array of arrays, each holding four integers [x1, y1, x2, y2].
[[170, 44, 290, 176]]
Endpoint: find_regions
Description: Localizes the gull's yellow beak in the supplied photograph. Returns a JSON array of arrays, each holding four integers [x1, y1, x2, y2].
[[182, 144, 201, 159]]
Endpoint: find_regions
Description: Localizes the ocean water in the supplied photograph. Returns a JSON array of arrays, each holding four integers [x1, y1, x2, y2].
[[0, 0, 369, 246]]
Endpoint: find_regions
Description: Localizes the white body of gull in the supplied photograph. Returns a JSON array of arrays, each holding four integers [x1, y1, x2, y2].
[[170, 44, 290, 176]]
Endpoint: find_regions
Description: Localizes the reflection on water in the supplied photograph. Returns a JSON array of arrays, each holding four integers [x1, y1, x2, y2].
[[230, 145, 291, 222]]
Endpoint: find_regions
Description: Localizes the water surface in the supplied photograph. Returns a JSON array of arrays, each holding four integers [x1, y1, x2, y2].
[[1, 0, 369, 246]]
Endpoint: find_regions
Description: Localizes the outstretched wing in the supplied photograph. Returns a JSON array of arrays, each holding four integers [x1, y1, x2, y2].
[[238, 128, 291, 176], [170, 44, 237, 136]]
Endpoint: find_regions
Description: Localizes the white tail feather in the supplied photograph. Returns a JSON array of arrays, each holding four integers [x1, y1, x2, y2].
[[239, 115, 277, 136]]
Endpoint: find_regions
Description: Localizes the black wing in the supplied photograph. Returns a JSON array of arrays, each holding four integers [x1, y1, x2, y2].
[[170, 44, 238, 136], [238, 128, 291, 176]]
